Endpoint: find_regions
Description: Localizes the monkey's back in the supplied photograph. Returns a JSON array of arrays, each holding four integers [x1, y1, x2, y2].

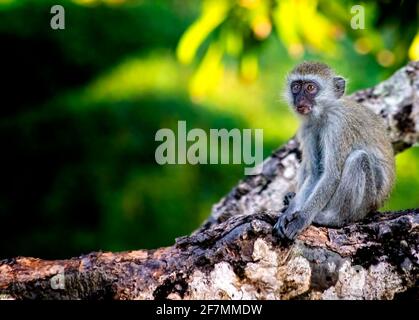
[[333, 98, 395, 205]]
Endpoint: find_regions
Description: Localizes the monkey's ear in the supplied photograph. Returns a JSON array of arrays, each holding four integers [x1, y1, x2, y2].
[[333, 76, 345, 98]]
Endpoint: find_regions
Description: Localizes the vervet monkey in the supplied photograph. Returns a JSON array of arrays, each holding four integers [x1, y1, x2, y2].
[[273, 62, 395, 241]]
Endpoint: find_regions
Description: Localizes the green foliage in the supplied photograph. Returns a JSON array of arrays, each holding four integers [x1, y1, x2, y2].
[[177, 0, 418, 98], [0, 0, 417, 258]]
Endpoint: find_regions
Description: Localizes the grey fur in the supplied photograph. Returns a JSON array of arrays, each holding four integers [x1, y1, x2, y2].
[[273, 62, 395, 241]]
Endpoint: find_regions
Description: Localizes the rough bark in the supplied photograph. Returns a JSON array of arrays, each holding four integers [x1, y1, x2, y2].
[[0, 61, 418, 300]]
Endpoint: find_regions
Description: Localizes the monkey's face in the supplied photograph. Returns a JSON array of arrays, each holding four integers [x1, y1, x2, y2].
[[290, 80, 320, 115]]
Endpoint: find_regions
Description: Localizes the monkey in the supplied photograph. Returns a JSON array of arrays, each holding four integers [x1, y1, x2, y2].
[[272, 61, 395, 241]]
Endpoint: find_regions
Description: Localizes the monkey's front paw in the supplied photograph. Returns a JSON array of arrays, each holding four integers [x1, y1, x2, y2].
[[273, 210, 306, 241], [283, 192, 296, 207]]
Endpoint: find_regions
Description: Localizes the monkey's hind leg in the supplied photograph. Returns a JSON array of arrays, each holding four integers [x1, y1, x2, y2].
[[313, 150, 376, 227]]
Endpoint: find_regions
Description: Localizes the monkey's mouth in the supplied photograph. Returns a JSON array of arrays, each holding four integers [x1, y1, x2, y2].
[[296, 105, 312, 115]]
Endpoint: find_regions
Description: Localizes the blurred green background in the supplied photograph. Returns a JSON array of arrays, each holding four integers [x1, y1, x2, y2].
[[0, 0, 418, 259]]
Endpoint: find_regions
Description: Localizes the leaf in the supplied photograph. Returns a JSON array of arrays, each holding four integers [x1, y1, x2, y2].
[[176, 0, 230, 65]]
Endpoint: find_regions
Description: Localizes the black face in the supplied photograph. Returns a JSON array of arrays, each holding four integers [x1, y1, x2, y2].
[[290, 80, 320, 115]]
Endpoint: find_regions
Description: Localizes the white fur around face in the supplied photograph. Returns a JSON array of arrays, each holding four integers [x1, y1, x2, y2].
[[287, 73, 325, 85]]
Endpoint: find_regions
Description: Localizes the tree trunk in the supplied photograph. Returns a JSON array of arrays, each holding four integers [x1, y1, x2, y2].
[[1, 61, 418, 300]]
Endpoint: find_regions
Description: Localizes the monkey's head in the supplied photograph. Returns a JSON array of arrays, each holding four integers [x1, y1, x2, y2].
[[285, 61, 346, 116]]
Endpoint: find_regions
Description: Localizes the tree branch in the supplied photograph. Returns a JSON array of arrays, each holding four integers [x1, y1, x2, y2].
[[1, 61, 418, 300]]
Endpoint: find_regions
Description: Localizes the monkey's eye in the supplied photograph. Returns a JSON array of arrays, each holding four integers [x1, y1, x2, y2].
[[305, 83, 317, 94], [291, 83, 301, 93]]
